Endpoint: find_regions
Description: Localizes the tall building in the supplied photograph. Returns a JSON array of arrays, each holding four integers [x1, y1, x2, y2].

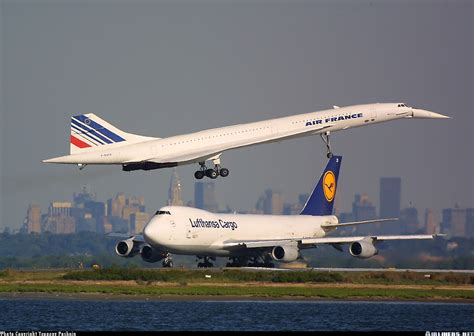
[[122, 204, 141, 223], [97, 216, 113, 234], [43, 202, 75, 234], [263, 189, 284, 215], [130, 212, 150, 234], [467, 209, 474, 237], [283, 203, 301, 215], [48, 202, 73, 216], [424, 208, 439, 234], [73, 185, 96, 208], [25, 204, 41, 233], [106, 193, 147, 233], [84, 201, 106, 221], [168, 168, 184, 206], [352, 194, 376, 235], [254, 189, 284, 215], [399, 206, 419, 234], [380, 177, 401, 218], [108, 193, 126, 217], [298, 194, 310, 210], [195, 182, 218, 212], [379, 177, 401, 234], [442, 206, 474, 237], [352, 194, 376, 221]]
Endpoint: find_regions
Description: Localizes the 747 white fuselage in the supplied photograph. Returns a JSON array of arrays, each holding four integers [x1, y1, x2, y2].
[[114, 156, 442, 267], [143, 206, 334, 256]]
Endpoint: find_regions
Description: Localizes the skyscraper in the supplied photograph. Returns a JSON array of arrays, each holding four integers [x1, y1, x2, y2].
[[130, 212, 150, 234], [399, 206, 419, 234], [168, 168, 184, 206], [194, 182, 218, 212], [262, 189, 284, 215], [73, 185, 96, 208], [424, 208, 439, 234], [442, 206, 474, 237], [380, 177, 401, 218], [108, 193, 126, 217], [25, 204, 41, 234], [352, 194, 376, 235], [44, 202, 75, 234], [379, 177, 401, 234]]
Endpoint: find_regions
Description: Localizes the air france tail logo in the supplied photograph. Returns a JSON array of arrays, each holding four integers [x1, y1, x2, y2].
[[70, 114, 126, 149], [323, 171, 336, 202]]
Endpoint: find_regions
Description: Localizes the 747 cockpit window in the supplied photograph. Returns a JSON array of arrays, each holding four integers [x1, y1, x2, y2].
[[155, 210, 171, 215]]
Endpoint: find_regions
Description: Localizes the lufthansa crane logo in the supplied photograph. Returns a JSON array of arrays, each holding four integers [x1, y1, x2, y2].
[[323, 171, 336, 202]]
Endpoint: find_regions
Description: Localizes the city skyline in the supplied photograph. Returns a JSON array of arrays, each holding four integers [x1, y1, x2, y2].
[[17, 168, 473, 238], [1, 2, 472, 232]]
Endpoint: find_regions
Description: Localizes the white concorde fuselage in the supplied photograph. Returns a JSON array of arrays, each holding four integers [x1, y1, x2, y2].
[[43, 103, 448, 166], [143, 206, 337, 256]]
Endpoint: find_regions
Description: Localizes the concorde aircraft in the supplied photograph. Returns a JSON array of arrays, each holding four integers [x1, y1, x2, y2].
[[43, 103, 448, 179], [114, 156, 442, 268]]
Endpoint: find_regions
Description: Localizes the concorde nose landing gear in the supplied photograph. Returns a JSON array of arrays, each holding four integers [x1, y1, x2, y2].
[[193, 158, 229, 180], [196, 255, 215, 268], [320, 131, 333, 158]]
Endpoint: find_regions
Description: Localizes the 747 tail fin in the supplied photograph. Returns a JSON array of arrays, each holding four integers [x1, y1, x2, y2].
[[300, 156, 342, 216], [69, 113, 157, 154]]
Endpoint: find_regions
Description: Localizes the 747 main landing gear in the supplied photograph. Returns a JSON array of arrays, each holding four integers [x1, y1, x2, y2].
[[196, 255, 215, 268], [226, 255, 275, 268], [194, 158, 229, 180], [320, 131, 333, 158]]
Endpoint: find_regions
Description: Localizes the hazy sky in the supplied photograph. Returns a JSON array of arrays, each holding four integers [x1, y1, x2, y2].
[[1, 0, 472, 230]]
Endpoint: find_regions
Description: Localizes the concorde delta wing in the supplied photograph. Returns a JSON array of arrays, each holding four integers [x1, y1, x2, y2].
[[147, 124, 334, 165]]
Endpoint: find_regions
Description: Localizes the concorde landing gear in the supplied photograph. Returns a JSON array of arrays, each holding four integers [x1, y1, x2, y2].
[[194, 157, 229, 180], [196, 255, 215, 268], [320, 131, 333, 158], [162, 252, 174, 268]]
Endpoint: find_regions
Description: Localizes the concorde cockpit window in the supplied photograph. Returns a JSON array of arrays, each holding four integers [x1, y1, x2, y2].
[[155, 210, 171, 215]]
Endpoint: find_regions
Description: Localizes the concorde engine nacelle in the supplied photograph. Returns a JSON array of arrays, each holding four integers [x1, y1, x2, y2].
[[140, 244, 167, 263], [271, 245, 300, 262], [349, 240, 378, 258], [115, 238, 141, 258]]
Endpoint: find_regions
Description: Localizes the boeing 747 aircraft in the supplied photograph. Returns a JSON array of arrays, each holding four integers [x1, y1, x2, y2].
[[43, 103, 448, 179], [114, 156, 442, 268]]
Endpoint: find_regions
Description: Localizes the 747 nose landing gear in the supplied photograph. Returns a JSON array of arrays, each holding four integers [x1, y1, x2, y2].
[[162, 253, 173, 268]]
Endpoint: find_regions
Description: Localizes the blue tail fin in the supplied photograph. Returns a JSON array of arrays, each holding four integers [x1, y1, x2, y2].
[[300, 156, 342, 216]]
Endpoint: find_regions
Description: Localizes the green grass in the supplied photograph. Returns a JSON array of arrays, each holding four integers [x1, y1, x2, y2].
[[2, 268, 473, 300], [62, 268, 345, 283], [0, 268, 66, 281], [61, 267, 474, 286], [0, 283, 472, 300]]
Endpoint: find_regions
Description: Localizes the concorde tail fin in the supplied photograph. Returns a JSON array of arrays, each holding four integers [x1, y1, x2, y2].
[[69, 113, 158, 154]]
